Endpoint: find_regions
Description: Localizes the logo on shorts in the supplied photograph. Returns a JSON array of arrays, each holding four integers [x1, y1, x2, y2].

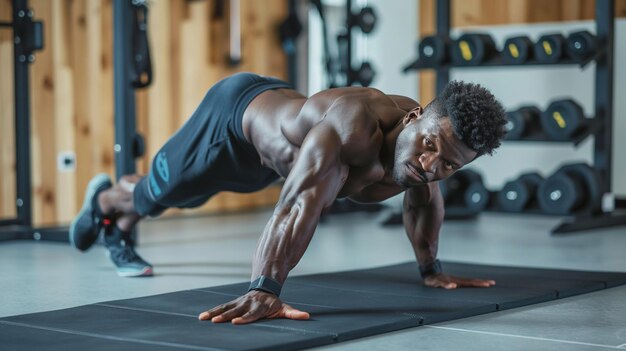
[[156, 152, 170, 184]]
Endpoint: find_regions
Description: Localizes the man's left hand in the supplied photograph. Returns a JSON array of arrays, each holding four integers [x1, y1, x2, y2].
[[423, 273, 495, 289]]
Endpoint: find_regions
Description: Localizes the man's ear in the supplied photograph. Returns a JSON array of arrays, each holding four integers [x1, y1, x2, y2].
[[402, 106, 424, 126]]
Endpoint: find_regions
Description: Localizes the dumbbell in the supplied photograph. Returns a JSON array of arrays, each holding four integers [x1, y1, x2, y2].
[[540, 99, 586, 141], [497, 172, 544, 212], [452, 33, 497, 65], [419, 35, 450, 66], [351, 61, 376, 87], [504, 106, 541, 140], [502, 35, 534, 64], [566, 30, 598, 61], [534, 33, 566, 63], [440, 169, 490, 213], [349, 6, 377, 34], [537, 163, 603, 215]]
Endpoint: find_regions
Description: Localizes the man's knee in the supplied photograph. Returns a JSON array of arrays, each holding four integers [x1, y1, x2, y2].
[[119, 174, 144, 193]]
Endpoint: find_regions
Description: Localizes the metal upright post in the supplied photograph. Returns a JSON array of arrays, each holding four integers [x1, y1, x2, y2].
[[345, 0, 353, 86], [113, 0, 138, 180], [435, 0, 450, 94], [13, 0, 33, 228], [593, 0, 614, 193]]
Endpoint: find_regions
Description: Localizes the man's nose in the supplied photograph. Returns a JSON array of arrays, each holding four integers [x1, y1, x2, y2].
[[419, 153, 438, 174]]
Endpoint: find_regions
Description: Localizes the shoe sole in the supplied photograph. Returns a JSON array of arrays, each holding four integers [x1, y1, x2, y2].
[[69, 173, 112, 250], [117, 266, 154, 277], [105, 249, 154, 278]]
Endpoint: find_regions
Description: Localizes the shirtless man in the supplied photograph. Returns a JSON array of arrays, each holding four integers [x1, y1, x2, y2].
[[70, 72, 506, 324]]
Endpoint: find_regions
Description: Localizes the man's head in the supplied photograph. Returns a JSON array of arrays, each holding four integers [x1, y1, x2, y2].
[[392, 81, 506, 188]]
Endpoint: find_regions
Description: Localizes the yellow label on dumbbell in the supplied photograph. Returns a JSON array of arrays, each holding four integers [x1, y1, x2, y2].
[[459, 41, 472, 61], [552, 111, 566, 128], [542, 40, 553, 55], [508, 43, 520, 58]]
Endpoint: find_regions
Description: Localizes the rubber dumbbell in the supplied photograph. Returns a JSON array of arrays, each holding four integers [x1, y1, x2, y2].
[[452, 33, 497, 65], [352, 61, 375, 87], [497, 172, 544, 212], [504, 106, 541, 140], [502, 35, 534, 64], [537, 163, 603, 215], [350, 6, 377, 34], [534, 33, 566, 63], [566, 30, 598, 61], [419, 35, 450, 66], [441, 169, 489, 213], [540, 99, 586, 141]]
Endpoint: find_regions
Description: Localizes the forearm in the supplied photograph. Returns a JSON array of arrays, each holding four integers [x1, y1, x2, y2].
[[403, 196, 444, 266], [251, 196, 321, 284]]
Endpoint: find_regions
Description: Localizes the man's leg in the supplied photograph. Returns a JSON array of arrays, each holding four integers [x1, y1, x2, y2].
[[70, 173, 154, 277], [98, 174, 154, 277], [97, 174, 143, 232]]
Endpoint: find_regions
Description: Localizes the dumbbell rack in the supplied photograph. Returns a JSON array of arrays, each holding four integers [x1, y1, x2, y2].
[[404, 0, 626, 234]]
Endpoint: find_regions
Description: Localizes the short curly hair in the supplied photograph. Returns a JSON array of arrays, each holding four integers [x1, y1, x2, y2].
[[425, 81, 506, 156]]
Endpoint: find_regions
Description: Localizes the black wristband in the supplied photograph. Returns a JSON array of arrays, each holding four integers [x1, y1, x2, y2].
[[248, 276, 282, 296], [419, 259, 442, 278]]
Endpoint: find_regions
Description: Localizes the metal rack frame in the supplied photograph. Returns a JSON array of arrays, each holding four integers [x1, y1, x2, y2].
[[412, 0, 625, 234], [0, 0, 145, 242]]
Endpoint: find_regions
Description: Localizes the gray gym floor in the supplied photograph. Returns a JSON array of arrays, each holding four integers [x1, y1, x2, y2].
[[1, 209, 625, 350]]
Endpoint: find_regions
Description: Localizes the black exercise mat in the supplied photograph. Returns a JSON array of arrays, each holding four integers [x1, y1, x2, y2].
[[2, 261, 625, 351]]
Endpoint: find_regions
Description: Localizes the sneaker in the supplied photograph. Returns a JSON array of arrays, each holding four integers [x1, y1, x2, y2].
[[105, 227, 154, 277], [69, 174, 112, 251]]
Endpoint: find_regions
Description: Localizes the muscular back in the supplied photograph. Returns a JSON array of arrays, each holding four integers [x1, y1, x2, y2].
[[243, 86, 418, 203]]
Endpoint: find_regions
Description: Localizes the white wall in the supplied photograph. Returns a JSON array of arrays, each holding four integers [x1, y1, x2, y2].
[[308, 0, 418, 98]]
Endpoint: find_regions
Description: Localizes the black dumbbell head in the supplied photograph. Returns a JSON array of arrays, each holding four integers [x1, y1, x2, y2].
[[452, 33, 497, 65], [537, 163, 603, 215], [502, 35, 533, 64], [534, 33, 566, 63], [464, 181, 489, 212], [540, 99, 585, 141], [357, 7, 376, 34], [354, 61, 375, 87], [419, 35, 449, 66], [442, 169, 488, 212], [497, 172, 543, 212], [566, 30, 597, 61], [504, 106, 541, 140], [538, 171, 584, 215]]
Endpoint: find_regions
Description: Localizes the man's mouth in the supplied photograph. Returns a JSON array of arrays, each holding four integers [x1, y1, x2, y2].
[[407, 163, 427, 183]]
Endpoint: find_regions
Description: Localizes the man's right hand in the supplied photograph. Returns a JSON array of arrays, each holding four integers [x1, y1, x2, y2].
[[198, 290, 310, 325]]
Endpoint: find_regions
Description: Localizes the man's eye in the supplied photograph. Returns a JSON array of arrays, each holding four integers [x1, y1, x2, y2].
[[444, 162, 454, 170], [425, 138, 433, 147]]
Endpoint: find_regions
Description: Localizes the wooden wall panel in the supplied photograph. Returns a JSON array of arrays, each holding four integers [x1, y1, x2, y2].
[[0, 0, 288, 225], [0, 0, 16, 219], [419, 0, 626, 104]]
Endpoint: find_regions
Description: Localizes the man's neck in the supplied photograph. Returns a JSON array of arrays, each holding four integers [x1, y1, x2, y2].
[[379, 119, 403, 173]]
